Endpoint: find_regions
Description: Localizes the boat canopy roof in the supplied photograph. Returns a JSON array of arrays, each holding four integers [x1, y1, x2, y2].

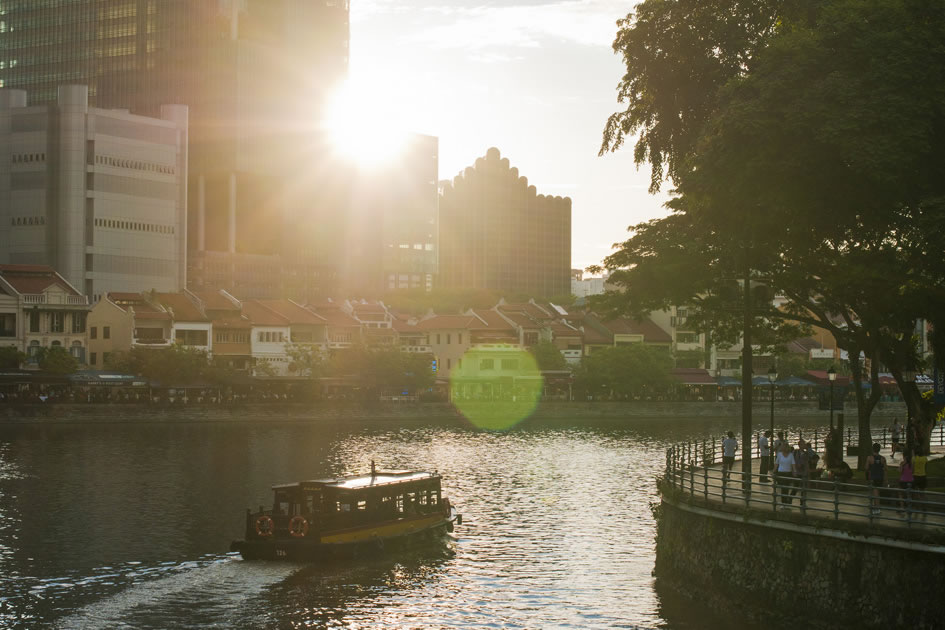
[[272, 470, 439, 493]]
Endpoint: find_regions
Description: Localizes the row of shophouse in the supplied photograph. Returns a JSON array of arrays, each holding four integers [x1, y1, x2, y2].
[[8, 263, 897, 392], [0, 264, 724, 380]]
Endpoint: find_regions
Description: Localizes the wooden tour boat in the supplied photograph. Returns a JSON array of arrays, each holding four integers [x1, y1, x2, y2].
[[230, 462, 462, 561]]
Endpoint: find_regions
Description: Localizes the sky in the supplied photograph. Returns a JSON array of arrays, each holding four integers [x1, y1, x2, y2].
[[347, 0, 671, 273]]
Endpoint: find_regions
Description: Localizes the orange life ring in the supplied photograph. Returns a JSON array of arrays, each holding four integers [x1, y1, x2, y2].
[[255, 515, 274, 537], [288, 515, 309, 538]]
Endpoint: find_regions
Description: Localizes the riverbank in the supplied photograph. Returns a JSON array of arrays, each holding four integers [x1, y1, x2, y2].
[[0, 400, 908, 424]]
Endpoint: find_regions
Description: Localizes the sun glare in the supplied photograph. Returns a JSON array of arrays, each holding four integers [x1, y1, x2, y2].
[[323, 79, 409, 167]]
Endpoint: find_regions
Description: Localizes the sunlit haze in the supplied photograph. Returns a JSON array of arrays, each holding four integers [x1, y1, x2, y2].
[[348, 0, 671, 270], [323, 77, 410, 167]]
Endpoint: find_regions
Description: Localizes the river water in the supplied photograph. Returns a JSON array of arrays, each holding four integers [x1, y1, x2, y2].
[[0, 414, 830, 629]]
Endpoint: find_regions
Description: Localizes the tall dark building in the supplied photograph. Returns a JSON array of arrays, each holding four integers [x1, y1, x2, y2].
[[439, 148, 571, 298], [0, 0, 350, 299]]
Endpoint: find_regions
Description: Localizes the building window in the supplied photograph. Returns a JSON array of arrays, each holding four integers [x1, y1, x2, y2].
[[0, 313, 14, 337], [447, 358, 451, 369], [29, 310, 40, 333], [103, 352, 111, 365], [480, 359, 494, 370], [446, 334, 451, 344], [72, 312, 86, 333], [436, 334, 441, 344], [90, 352, 97, 365], [677, 332, 699, 344], [103, 326, 111, 339], [501, 359, 519, 370], [90, 326, 97, 339], [51, 312, 64, 333], [458, 333, 462, 344]]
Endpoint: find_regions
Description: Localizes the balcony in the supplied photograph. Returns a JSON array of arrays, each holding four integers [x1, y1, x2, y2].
[[133, 338, 172, 347], [400, 344, 432, 354], [21, 294, 89, 306]]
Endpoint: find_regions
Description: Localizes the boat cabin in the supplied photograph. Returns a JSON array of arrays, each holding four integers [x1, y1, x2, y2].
[[252, 469, 445, 538]]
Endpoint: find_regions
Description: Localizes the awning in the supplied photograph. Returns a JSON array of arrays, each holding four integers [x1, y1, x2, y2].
[[805, 370, 851, 386], [671, 368, 716, 385]]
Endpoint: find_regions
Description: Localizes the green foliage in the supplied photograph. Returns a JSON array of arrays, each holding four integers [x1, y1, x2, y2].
[[381, 288, 503, 316], [0, 346, 25, 369], [36, 346, 79, 374], [674, 349, 704, 369], [601, 0, 945, 439], [328, 346, 434, 392], [573, 344, 674, 397], [529, 341, 567, 371], [284, 342, 324, 378], [106, 345, 208, 383]]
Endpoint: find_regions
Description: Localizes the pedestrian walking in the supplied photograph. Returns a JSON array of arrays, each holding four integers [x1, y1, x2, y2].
[[792, 440, 810, 506], [890, 418, 902, 460], [866, 443, 887, 515], [897, 450, 914, 514], [722, 431, 738, 482], [759, 430, 771, 483], [774, 441, 797, 508]]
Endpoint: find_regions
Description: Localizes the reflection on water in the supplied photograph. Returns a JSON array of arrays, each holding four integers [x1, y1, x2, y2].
[[0, 415, 830, 628]]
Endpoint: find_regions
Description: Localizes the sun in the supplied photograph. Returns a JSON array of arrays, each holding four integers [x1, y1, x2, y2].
[[322, 79, 409, 167]]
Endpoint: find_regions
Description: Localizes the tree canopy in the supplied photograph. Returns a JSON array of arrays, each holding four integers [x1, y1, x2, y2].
[[600, 0, 945, 451]]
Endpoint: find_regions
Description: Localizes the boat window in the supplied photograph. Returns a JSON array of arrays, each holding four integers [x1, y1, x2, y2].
[[305, 494, 315, 513], [274, 491, 290, 516], [418, 490, 428, 506], [337, 502, 351, 512], [395, 495, 404, 513], [357, 500, 367, 511]]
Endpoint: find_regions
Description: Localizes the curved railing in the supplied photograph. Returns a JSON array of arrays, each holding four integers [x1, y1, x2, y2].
[[663, 429, 945, 529]]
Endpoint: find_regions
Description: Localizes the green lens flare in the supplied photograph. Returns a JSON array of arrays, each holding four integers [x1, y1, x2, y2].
[[450, 347, 543, 430]]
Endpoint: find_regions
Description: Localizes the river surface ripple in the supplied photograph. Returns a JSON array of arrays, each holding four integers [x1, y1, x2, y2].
[[0, 415, 830, 629]]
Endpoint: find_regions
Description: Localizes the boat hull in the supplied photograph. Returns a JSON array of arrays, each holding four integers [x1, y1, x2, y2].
[[231, 515, 455, 561]]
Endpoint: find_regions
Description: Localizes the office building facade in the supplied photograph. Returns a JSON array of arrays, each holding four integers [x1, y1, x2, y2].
[[0, 85, 188, 299], [439, 148, 571, 298], [0, 0, 351, 298]]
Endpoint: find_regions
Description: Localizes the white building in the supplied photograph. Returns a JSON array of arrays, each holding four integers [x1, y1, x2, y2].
[[0, 85, 188, 301]]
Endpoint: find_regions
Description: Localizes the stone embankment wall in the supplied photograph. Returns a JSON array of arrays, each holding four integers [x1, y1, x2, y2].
[[0, 400, 907, 424], [655, 496, 945, 629]]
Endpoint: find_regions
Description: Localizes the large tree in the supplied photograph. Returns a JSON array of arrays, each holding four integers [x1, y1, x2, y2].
[[601, 0, 945, 460]]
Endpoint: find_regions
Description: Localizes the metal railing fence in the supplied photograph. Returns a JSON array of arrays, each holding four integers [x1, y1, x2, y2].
[[727, 423, 945, 460], [664, 439, 945, 529]]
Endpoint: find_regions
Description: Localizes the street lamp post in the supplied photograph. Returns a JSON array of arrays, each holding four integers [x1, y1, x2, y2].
[[827, 366, 837, 430], [767, 365, 777, 479]]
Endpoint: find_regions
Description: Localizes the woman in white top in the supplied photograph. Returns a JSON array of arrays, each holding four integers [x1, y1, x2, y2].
[[774, 441, 797, 506]]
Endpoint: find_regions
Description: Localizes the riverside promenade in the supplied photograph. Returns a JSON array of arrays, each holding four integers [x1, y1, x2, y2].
[[656, 428, 945, 629]]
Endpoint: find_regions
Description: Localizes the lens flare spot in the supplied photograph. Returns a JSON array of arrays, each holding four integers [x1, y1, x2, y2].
[[450, 347, 543, 430]]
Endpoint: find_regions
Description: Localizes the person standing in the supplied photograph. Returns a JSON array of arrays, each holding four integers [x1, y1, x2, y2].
[[775, 441, 797, 508], [890, 418, 902, 460], [792, 440, 810, 506], [897, 450, 914, 514], [866, 442, 887, 515], [912, 447, 929, 518], [759, 430, 771, 483], [722, 431, 738, 482]]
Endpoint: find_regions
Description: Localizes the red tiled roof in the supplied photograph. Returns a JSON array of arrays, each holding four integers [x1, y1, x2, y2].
[[470, 310, 516, 331], [196, 291, 240, 312], [499, 302, 551, 319], [0, 265, 79, 296], [257, 299, 325, 325], [582, 326, 612, 344], [108, 292, 146, 302], [351, 302, 386, 314], [500, 312, 538, 329], [154, 292, 207, 322], [602, 317, 672, 343], [416, 315, 478, 331], [391, 318, 419, 333], [307, 306, 360, 328], [241, 300, 289, 326], [134, 311, 171, 321]]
